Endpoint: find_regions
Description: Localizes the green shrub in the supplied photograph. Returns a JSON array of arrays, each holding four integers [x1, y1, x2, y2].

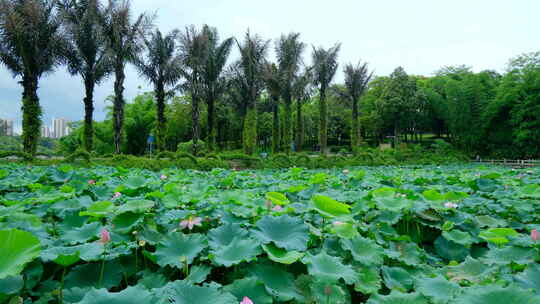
[[65, 149, 91, 163], [176, 152, 198, 164], [155, 151, 176, 159], [177, 140, 207, 156], [0, 150, 34, 161]]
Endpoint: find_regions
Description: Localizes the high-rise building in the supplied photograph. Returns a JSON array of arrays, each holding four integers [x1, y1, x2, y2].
[[41, 126, 52, 138], [52, 118, 70, 138], [0, 119, 14, 136]]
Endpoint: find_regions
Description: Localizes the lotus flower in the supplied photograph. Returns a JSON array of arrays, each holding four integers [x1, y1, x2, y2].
[[88, 179, 96, 185], [444, 202, 458, 209], [160, 174, 168, 180], [113, 192, 122, 199], [532, 229, 539, 242], [240, 297, 253, 304], [333, 221, 345, 226], [342, 169, 350, 174], [100, 229, 111, 244], [272, 205, 283, 212], [180, 216, 202, 230]]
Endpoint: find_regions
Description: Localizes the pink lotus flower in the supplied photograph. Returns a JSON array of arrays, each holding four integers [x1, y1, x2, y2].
[[160, 174, 168, 180], [444, 202, 458, 209], [342, 169, 350, 174], [532, 229, 539, 242], [180, 216, 202, 230], [88, 180, 96, 185], [272, 205, 283, 212], [100, 229, 111, 244], [240, 297, 253, 304], [333, 221, 345, 226], [113, 192, 122, 199]]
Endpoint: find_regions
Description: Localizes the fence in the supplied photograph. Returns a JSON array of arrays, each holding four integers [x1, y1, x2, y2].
[[472, 159, 540, 168]]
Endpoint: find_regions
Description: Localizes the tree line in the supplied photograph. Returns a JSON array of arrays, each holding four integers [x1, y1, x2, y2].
[[1, 0, 539, 158]]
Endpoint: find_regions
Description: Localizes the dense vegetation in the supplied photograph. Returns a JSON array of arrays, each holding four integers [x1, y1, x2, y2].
[[0, 164, 539, 303], [1, 0, 540, 159]]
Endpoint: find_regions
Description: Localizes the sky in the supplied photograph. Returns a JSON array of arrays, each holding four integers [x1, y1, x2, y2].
[[1, 0, 539, 133]]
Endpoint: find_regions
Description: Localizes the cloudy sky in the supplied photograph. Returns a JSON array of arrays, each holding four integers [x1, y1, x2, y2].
[[1, 0, 539, 132]]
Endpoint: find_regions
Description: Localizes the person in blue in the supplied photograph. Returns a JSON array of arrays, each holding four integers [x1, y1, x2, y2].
[[147, 134, 155, 154]]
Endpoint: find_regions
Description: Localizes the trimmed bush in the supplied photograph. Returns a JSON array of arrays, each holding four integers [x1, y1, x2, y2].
[[176, 152, 198, 164], [65, 149, 91, 163], [155, 151, 176, 159], [177, 140, 207, 156]]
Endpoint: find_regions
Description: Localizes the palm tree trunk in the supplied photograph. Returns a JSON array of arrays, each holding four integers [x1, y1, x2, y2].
[[83, 77, 95, 152], [191, 95, 200, 155], [319, 87, 328, 154], [272, 97, 280, 154], [295, 99, 303, 152], [21, 74, 41, 155], [156, 82, 166, 151], [243, 104, 257, 155], [283, 96, 292, 153], [207, 94, 216, 151], [113, 61, 125, 154], [351, 97, 360, 151]]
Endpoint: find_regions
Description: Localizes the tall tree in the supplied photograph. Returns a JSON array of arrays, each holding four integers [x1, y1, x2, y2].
[[102, 0, 151, 154], [276, 33, 305, 153], [311, 43, 340, 154], [0, 0, 66, 154], [200, 25, 233, 150], [235, 31, 269, 155], [343, 61, 372, 150], [292, 69, 312, 152], [58, 0, 111, 152], [262, 62, 281, 153], [134, 29, 182, 151], [179, 25, 209, 155]]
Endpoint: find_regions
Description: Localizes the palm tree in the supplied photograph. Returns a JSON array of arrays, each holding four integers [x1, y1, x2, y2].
[[276, 33, 305, 153], [134, 29, 182, 151], [57, 0, 111, 152], [235, 31, 269, 155], [262, 62, 281, 154], [178, 25, 209, 155], [200, 25, 233, 151], [344, 61, 373, 150], [292, 69, 313, 152], [0, 0, 66, 154], [311, 43, 340, 154], [102, 0, 151, 154]]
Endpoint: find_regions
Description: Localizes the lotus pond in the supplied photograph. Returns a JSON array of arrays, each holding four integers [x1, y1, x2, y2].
[[0, 164, 539, 304]]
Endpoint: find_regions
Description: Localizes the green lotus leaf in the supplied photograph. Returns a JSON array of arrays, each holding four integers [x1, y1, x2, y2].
[[331, 222, 359, 238], [223, 277, 273, 304], [211, 237, 261, 267], [74, 286, 154, 304], [518, 184, 540, 198], [372, 187, 396, 198], [445, 256, 492, 283], [415, 275, 461, 304], [311, 194, 351, 217], [475, 215, 506, 228], [79, 201, 115, 218], [515, 263, 540, 295], [423, 189, 444, 201], [112, 212, 144, 234], [376, 197, 412, 211], [451, 285, 540, 304], [435, 236, 469, 261], [41, 246, 81, 267], [185, 265, 211, 284], [155, 233, 207, 268], [381, 266, 413, 292], [159, 280, 237, 304], [0, 229, 41, 279], [124, 176, 147, 190], [443, 230, 472, 247], [265, 192, 289, 205], [309, 279, 351, 304], [115, 199, 154, 214], [354, 266, 381, 294], [62, 222, 102, 245], [479, 228, 519, 245], [208, 223, 249, 250], [302, 251, 356, 284], [340, 236, 384, 266], [261, 243, 304, 264], [386, 242, 424, 266], [0, 275, 23, 297], [248, 263, 299, 301], [367, 291, 429, 304], [484, 246, 537, 265], [253, 215, 309, 251], [64, 262, 123, 289]]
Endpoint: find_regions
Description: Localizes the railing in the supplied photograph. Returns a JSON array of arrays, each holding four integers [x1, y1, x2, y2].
[[472, 159, 540, 167]]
